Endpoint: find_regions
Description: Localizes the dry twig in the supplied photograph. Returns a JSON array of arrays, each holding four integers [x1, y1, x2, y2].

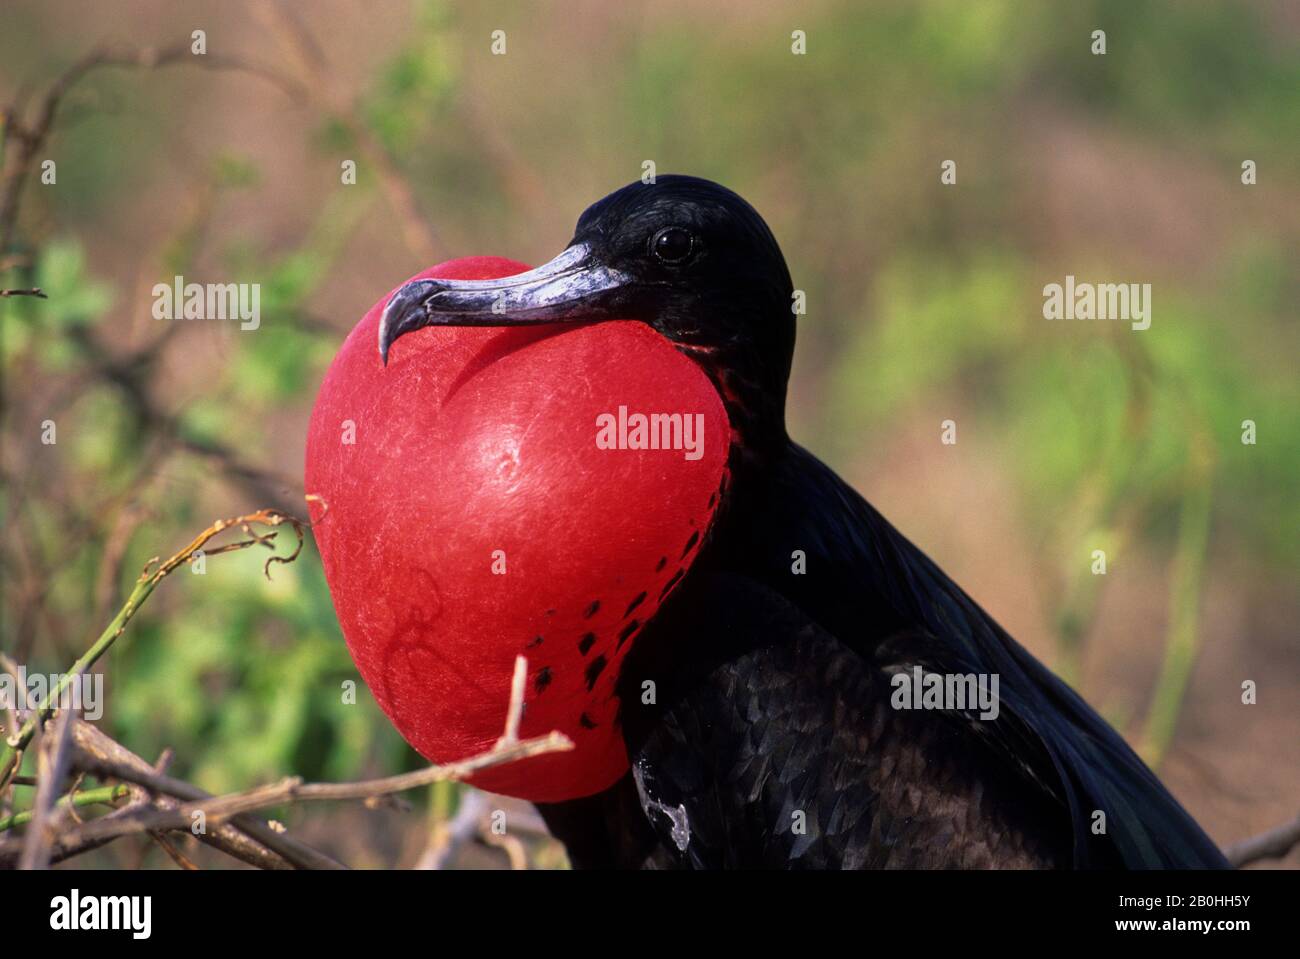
[[1, 42, 302, 253], [251, 2, 443, 262], [2, 656, 570, 869], [16, 708, 75, 869], [1226, 813, 1300, 868], [0, 509, 305, 789]]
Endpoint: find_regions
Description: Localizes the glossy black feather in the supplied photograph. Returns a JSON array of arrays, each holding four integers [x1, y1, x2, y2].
[[465, 175, 1231, 870], [541, 443, 1229, 869]]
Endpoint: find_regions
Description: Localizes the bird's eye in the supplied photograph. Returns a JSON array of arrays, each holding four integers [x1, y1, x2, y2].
[[651, 227, 695, 264]]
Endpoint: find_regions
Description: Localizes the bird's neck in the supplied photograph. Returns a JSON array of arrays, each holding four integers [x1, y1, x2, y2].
[[677, 350, 790, 470]]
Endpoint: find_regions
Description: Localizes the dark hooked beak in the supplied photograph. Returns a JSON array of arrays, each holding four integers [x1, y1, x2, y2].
[[377, 243, 635, 364]]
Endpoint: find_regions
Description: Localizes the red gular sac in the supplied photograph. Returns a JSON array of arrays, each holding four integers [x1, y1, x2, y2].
[[306, 257, 729, 802]]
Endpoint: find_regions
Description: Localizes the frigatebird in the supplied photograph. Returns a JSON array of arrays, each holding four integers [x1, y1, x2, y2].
[[373, 175, 1228, 869]]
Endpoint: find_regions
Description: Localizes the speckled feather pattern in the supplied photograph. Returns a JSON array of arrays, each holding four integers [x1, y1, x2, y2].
[[604, 573, 1068, 869]]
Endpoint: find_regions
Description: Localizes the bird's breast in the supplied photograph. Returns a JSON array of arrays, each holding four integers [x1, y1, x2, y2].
[[306, 257, 731, 801]]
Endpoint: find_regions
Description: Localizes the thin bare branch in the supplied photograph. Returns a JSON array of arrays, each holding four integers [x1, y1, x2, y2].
[[66, 719, 336, 871], [1227, 813, 1300, 868], [67, 726, 569, 847], [415, 788, 489, 870], [150, 832, 200, 870], [2, 41, 303, 254], [501, 654, 528, 745], [252, 2, 442, 262], [0, 509, 306, 789], [16, 708, 75, 869], [3, 656, 569, 868]]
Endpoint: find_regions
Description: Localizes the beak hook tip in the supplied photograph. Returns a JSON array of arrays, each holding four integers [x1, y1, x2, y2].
[[377, 315, 393, 366]]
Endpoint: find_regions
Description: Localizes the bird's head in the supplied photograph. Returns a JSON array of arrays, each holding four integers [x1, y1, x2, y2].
[[310, 177, 790, 803], [379, 175, 796, 456]]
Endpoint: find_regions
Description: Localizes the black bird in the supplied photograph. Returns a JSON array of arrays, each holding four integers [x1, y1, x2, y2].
[[378, 175, 1229, 869]]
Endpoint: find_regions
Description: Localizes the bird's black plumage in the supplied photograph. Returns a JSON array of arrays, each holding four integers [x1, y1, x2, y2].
[[382, 175, 1229, 869]]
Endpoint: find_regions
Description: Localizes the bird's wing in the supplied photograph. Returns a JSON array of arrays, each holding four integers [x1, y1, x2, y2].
[[782, 444, 1229, 869], [615, 569, 1072, 868]]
